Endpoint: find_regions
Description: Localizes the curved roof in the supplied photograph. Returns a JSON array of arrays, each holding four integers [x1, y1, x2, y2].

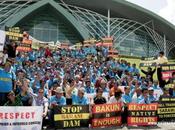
[[63, 0, 175, 42], [4, 0, 90, 40]]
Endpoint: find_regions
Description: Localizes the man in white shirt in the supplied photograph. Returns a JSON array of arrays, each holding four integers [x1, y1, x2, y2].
[[157, 51, 168, 88]]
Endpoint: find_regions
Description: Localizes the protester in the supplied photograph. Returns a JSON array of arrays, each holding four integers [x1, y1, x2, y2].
[[1, 43, 173, 128], [4, 90, 23, 106]]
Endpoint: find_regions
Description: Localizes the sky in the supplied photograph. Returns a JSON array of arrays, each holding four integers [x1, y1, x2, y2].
[[126, 0, 175, 25]]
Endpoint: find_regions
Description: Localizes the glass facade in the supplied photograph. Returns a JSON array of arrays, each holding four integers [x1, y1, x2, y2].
[[16, 6, 82, 44]]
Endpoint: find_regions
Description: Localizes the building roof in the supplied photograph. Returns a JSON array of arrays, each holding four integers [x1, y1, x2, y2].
[[63, 0, 175, 43]]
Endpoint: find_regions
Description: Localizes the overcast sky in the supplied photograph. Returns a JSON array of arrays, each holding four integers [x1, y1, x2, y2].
[[126, 0, 175, 25]]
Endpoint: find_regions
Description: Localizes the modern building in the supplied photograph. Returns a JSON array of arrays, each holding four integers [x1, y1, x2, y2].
[[0, 0, 175, 58]]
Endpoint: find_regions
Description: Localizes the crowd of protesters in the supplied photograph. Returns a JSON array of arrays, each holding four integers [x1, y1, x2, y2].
[[0, 42, 172, 128]]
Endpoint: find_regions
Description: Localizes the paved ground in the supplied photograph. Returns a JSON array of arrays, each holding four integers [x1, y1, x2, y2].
[[44, 123, 175, 130]]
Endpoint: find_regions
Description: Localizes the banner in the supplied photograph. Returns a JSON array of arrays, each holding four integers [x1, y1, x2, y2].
[[158, 97, 175, 121], [54, 105, 90, 129], [16, 32, 32, 52], [92, 103, 121, 128], [0, 30, 6, 51], [0, 106, 43, 130], [127, 103, 158, 126], [5, 27, 23, 42], [139, 57, 157, 67], [161, 64, 175, 80]]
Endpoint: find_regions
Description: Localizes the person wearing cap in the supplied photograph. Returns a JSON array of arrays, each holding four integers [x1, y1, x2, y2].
[[4, 91, 23, 106], [148, 87, 156, 102], [137, 88, 150, 104], [49, 87, 66, 106], [94, 88, 106, 104]]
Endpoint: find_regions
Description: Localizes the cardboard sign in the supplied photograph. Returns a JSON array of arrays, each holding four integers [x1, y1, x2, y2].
[[54, 105, 90, 129], [92, 103, 121, 128], [158, 97, 175, 121], [127, 103, 158, 126]]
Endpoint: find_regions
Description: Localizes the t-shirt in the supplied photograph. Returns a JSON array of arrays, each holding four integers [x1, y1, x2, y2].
[[49, 95, 66, 105], [0, 69, 13, 93]]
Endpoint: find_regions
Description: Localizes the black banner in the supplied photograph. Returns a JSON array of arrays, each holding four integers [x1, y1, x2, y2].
[[139, 57, 157, 67], [91, 103, 121, 128], [158, 97, 175, 122], [127, 103, 158, 126], [54, 105, 90, 129], [5, 26, 23, 42]]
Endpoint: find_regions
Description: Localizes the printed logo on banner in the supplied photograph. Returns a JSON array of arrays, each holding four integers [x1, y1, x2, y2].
[[0, 106, 43, 130], [54, 105, 90, 128], [127, 103, 158, 126], [158, 97, 175, 122], [91, 103, 121, 128]]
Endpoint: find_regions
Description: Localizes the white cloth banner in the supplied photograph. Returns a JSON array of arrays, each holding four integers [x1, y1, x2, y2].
[[0, 106, 43, 130], [0, 30, 5, 51]]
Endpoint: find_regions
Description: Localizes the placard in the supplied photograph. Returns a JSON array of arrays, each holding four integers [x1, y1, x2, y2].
[[5, 26, 23, 42], [139, 57, 157, 67], [161, 64, 175, 80], [54, 105, 90, 129], [0, 106, 43, 130], [158, 97, 175, 121], [92, 103, 121, 128], [127, 103, 158, 126]]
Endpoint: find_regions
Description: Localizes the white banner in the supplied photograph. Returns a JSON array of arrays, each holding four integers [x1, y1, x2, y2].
[[0, 30, 5, 51], [0, 106, 43, 130]]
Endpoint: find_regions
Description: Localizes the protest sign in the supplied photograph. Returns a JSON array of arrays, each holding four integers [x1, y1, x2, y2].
[[92, 103, 121, 128], [54, 105, 90, 129], [127, 103, 158, 126], [139, 57, 157, 67], [0, 30, 6, 51], [158, 97, 175, 121], [161, 64, 175, 80], [5, 26, 23, 42], [16, 32, 32, 52], [0, 106, 43, 130]]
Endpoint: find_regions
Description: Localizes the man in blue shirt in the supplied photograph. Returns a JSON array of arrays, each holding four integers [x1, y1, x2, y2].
[[148, 87, 156, 102], [137, 88, 151, 104], [49, 87, 66, 126], [72, 87, 89, 105], [84, 80, 95, 94], [122, 86, 132, 104], [0, 62, 13, 105], [49, 87, 66, 106]]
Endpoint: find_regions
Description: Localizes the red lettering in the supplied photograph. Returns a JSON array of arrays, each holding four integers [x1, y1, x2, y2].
[[26, 112, 30, 119], [4, 113, 8, 119], [31, 112, 35, 119], [0, 113, 3, 119], [21, 112, 24, 119], [15, 113, 20, 119], [9, 113, 14, 119]]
